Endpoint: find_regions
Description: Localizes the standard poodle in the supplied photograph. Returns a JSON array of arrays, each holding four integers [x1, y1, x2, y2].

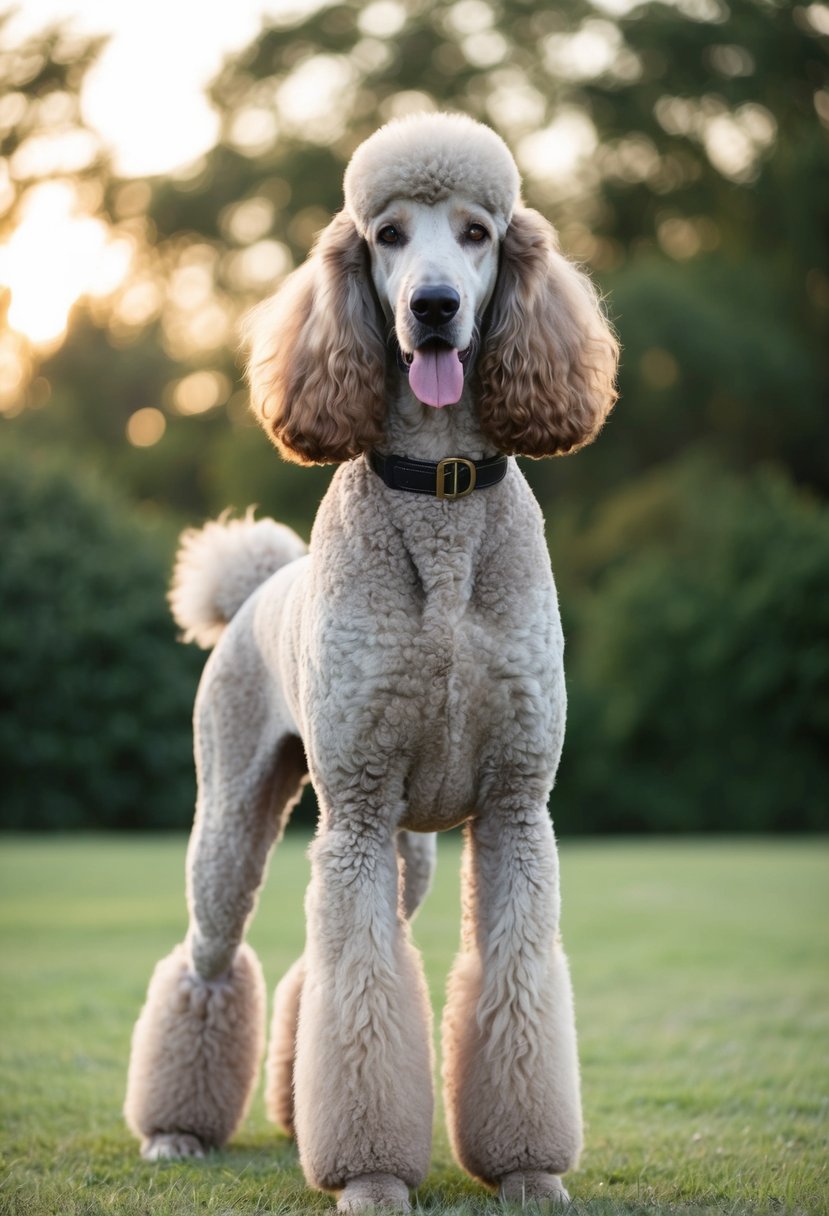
[[124, 112, 619, 1211]]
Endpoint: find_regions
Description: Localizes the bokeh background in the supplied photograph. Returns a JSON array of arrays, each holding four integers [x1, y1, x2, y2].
[[1, 0, 827, 836]]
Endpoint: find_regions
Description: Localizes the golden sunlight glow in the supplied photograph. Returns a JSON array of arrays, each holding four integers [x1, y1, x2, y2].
[[9, 1, 329, 178], [172, 370, 231, 415], [444, 0, 494, 36], [83, 45, 221, 178], [357, 1, 407, 38], [655, 95, 777, 182], [0, 330, 33, 415], [276, 56, 355, 142], [517, 111, 599, 191], [543, 20, 623, 81], [126, 406, 166, 447], [0, 182, 133, 347], [485, 74, 546, 135]]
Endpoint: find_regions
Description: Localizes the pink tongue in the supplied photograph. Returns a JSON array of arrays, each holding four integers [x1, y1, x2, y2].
[[409, 346, 464, 408]]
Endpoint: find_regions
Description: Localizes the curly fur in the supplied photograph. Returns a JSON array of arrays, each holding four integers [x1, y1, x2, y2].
[[125, 113, 619, 1212], [478, 207, 618, 457], [244, 212, 387, 465], [247, 124, 616, 467], [124, 943, 265, 1155], [343, 111, 520, 236], [169, 510, 307, 647]]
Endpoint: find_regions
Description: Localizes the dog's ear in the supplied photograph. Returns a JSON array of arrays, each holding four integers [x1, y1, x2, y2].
[[244, 211, 387, 464], [477, 207, 619, 458]]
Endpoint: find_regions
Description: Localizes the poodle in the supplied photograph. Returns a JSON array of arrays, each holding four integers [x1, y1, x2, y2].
[[124, 112, 619, 1212]]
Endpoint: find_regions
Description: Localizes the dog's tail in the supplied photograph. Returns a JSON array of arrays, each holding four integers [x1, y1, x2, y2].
[[168, 510, 307, 649]]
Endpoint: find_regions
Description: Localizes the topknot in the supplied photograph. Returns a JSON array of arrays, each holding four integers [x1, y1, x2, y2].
[[343, 113, 521, 237]]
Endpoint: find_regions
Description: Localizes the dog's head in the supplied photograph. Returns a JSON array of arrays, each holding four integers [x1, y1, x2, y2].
[[245, 113, 619, 464], [344, 114, 515, 411]]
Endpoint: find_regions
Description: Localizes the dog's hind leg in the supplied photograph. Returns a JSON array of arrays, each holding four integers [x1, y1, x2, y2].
[[265, 829, 436, 1139], [124, 633, 307, 1160], [397, 830, 437, 920], [442, 808, 582, 1203], [264, 953, 305, 1137]]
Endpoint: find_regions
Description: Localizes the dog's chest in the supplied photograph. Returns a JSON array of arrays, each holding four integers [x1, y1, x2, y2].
[[398, 614, 495, 831], [301, 465, 565, 828], [394, 526, 562, 831]]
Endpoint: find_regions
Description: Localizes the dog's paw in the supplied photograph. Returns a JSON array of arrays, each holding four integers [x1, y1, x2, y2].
[[499, 1171, 570, 1206], [141, 1132, 207, 1161], [337, 1173, 411, 1212]]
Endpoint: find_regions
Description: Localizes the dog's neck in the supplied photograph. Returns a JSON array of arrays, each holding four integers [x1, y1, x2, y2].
[[378, 363, 498, 463]]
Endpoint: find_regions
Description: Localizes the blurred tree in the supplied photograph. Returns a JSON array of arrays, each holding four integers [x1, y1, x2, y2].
[[0, 439, 203, 829], [134, 0, 829, 509], [0, 12, 118, 411], [0, 11, 109, 241], [5, 0, 828, 520], [576, 0, 829, 494], [553, 455, 829, 832], [2, 1, 827, 834]]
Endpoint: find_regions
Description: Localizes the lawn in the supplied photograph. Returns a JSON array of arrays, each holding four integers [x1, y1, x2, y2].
[[0, 833, 826, 1215]]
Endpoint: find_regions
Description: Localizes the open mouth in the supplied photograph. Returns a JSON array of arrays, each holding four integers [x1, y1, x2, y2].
[[398, 338, 471, 409]]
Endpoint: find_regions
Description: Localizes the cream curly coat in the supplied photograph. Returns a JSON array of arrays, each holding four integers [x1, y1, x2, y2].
[[124, 113, 618, 1211]]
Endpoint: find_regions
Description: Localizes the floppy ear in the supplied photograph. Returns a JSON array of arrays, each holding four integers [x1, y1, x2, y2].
[[477, 207, 619, 458], [244, 211, 387, 464]]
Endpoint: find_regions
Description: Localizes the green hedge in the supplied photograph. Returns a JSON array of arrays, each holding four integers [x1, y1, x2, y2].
[[554, 457, 829, 832], [0, 444, 203, 829], [2, 444, 825, 832]]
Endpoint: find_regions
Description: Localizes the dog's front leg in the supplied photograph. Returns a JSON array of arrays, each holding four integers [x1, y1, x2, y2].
[[265, 829, 436, 1138], [124, 640, 307, 1161], [442, 806, 582, 1203], [293, 803, 434, 1213]]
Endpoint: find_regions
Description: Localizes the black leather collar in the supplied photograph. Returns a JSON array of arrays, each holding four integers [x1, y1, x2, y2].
[[369, 450, 508, 501]]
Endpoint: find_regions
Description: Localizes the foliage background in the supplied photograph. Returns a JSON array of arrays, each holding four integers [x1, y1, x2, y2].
[[1, 0, 827, 832]]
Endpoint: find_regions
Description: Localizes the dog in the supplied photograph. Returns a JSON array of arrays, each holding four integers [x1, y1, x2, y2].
[[124, 112, 618, 1212]]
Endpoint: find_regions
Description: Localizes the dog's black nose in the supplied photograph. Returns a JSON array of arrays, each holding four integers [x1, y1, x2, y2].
[[409, 285, 460, 326]]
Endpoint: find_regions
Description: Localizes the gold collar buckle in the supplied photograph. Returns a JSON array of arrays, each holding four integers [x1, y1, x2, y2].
[[436, 457, 477, 500]]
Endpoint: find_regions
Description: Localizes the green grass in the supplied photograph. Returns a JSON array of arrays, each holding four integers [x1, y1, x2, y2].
[[0, 834, 827, 1215]]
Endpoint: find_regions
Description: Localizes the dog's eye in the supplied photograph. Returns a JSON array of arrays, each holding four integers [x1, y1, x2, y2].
[[377, 225, 401, 245], [465, 224, 489, 243]]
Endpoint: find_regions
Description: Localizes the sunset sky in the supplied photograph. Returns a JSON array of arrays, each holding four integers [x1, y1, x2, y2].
[[1, 0, 325, 360], [10, 0, 318, 176], [3, 0, 755, 363]]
